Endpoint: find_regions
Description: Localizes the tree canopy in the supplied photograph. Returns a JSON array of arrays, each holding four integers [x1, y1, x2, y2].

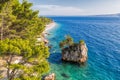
[[59, 35, 74, 49], [0, 0, 52, 80], [59, 35, 85, 49]]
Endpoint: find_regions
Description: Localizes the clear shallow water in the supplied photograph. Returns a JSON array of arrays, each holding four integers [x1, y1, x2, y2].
[[46, 16, 120, 80]]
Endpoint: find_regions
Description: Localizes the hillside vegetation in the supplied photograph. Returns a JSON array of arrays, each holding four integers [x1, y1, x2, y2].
[[0, 0, 52, 80]]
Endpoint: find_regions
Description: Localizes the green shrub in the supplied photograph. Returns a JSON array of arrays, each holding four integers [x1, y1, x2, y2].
[[79, 40, 85, 45]]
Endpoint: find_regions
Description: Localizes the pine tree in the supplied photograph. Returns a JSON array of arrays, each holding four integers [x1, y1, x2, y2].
[[59, 35, 74, 49], [0, 39, 50, 80], [0, 0, 52, 80]]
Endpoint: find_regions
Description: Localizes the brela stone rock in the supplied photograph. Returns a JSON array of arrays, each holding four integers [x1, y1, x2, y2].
[[62, 43, 88, 63]]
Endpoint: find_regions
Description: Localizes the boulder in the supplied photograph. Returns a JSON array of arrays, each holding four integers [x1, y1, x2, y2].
[[44, 73, 55, 80], [62, 43, 88, 63]]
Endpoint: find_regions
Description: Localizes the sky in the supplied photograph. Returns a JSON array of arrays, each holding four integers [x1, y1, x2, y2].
[[26, 0, 120, 16]]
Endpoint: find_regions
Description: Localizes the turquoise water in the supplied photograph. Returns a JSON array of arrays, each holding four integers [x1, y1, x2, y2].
[[46, 16, 120, 80]]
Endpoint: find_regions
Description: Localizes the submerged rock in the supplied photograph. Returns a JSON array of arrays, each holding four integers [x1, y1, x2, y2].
[[44, 73, 55, 80], [62, 42, 88, 63], [61, 73, 69, 78]]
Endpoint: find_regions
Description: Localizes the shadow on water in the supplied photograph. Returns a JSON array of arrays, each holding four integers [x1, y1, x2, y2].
[[61, 73, 70, 78], [48, 52, 62, 64], [48, 52, 88, 68], [62, 60, 88, 67]]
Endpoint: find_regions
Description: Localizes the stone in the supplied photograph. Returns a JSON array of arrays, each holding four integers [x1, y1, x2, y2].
[[44, 73, 55, 80], [62, 43, 88, 63]]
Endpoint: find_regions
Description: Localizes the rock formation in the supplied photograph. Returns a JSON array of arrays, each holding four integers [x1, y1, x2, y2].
[[44, 73, 55, 80], [61, 42, 88, 63]]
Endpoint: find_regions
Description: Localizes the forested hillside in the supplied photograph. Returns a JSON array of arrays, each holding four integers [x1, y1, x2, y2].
[[0, 0, 52, 80]]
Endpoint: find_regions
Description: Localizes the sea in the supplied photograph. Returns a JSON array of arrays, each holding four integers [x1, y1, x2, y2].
[[46, 16, 120, 80]]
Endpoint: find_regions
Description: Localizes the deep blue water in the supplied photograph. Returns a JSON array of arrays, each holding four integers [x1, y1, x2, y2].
[[46, 16, 120, 80]]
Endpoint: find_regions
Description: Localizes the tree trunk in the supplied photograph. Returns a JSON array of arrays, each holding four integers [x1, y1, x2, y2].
[[0, 15, 3, 40]]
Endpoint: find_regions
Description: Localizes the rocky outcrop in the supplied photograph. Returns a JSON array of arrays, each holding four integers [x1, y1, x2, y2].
[[62, 43, 88, 63], [44, 73, 55, 80]]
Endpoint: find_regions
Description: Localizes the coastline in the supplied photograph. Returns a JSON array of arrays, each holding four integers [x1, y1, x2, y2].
[[44, 22, 57, 33], [37, 22, 57, 44], [41, 22, 57, 79]]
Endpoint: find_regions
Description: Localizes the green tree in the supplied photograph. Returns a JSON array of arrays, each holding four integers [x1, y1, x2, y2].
[[59, 40, 66, 49], [0, 39, 50, 80], [0, 0, 52, 80], [59, 35, 74, 49], [0, 0, 16, 40], [65, 35, 74, 46], [79, 40, 85, 45], [0, 0, 52, 40]]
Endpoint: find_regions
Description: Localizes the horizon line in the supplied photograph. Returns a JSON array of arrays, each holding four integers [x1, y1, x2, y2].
[[40, 13, 120, 17]]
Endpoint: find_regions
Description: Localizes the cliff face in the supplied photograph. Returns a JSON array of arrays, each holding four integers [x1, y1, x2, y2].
[[62, 43, 88, 63]]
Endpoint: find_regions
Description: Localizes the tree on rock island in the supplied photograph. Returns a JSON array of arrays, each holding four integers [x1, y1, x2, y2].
[[59, 35, 88, 63], [59, 35, 74, 49]]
